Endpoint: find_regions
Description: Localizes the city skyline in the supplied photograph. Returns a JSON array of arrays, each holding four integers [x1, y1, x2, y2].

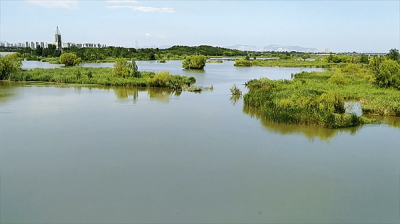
[[1, 1, 399, 52]]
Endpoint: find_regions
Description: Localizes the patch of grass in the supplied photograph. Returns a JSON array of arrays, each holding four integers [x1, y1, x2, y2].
[[230, 84, 242, 96], [243, 65, 399, 128], [207, 60, 223, 63], [8, 67, 196, 90], [234, 59, 252, 67]]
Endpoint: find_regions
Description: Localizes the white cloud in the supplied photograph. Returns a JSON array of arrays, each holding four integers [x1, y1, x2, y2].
[[146, 33, 151, 37], [107, 5, 175, 13], [26, 0, 78, 8]]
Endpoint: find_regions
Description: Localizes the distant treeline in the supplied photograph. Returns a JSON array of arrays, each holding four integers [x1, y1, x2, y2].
[[3, 45, 247, 61]]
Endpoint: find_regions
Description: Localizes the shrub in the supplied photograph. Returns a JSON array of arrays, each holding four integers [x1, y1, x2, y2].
[[113, 57, 130, 77], [129, 60, 140, 77], [0, 53, 22, 80], [234, 59, 252, 67], [375, 59, 400, 88], [60, 53, 81, 66], [230, 84, 242, 96], [317, 91, 345, 113], [182, 55, 207, 69], [149, 71, 171, 87], [328, 70, 349, 84]]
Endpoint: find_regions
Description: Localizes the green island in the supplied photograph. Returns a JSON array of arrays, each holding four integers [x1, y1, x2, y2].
[[243, 50, 400, 128], [0, 54, 198, 91], [182, 55, 207, 69]]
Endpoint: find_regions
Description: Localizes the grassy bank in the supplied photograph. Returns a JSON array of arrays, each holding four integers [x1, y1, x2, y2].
[[243, 67, 400, 128], [7, 67, 196, 90]]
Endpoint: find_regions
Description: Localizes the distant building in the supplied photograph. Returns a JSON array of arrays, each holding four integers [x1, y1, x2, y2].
[[325, 48, 331, 54], [62, 42, 72, 48], [3, 26, 105, 50], [54, 25, 62, 52]]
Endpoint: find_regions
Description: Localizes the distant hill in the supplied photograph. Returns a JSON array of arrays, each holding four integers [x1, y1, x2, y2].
[[226, 44, 318, 52]]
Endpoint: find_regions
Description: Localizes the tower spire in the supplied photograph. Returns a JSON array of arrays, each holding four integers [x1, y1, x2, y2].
[[54, 25, 62, 52]]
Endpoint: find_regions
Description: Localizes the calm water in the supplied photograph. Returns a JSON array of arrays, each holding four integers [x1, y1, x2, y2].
[[1, 61, 399, 223]]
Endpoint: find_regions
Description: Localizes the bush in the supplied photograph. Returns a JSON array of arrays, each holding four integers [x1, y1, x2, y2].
[[375, 59, 400, 88], [230, 84, 242, 96], [328, 70, 350, 84], [0, 53, 22, 80], [317, 91, 345, 113], [113, 57, 130, 77], [182, 55, 207, 69], [149, 71, 171, 87], [234, 59, 252, 67], [60, 53, 81, 66]]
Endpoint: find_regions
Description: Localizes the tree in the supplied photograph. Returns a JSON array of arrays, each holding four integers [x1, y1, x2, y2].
[[0, 53, 22, 80], [35, 45, 42, 57], [369, 56, 384, 76], [182, 55, 207, 69], [129, 59, 140, 77], [387, 48, 399, 62], [60, 52, 81, 66], [359, 54, 369, 64], [113, 57, 130, 77], [301, 54, 310, 61], [375, 59, 400, 88]]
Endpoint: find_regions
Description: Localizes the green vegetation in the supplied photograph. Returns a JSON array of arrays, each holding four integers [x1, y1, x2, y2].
[[6, 67, 195, 90], [371, 57, 400, 88], [234, 59, 252, 67], [0, 53, 22, 80], [243, 105, 362, 141], [13, 45, 246, 63], [182, 55, 207, 69], [230, 84, 242, 95], [60, 52, 81, 66], [207, 60, 223, 63], [243, 58, 400, 128], [387, 48, 400, 62]]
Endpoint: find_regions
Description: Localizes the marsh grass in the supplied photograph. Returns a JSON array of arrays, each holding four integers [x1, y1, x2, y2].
[[243, 67, 399, 128], [9, 67, 196, 90]]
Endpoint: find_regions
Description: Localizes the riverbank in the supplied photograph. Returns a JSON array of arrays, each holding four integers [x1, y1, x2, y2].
[[6, 67, 197, 90], [243, 69, 400, 128]]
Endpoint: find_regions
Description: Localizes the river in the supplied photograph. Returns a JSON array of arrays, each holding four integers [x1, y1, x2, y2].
[[0, 60, 399, 223]]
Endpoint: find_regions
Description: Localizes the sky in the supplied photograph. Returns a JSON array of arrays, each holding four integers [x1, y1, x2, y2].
[[1, 0, 399, 52]]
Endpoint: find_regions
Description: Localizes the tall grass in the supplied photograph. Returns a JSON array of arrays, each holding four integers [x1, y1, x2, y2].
[[8, 67, 196, 89], [243, 66, 399, 128]]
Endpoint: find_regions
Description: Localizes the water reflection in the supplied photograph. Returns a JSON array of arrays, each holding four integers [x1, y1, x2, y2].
[[112, 86, 180, 103], [230, 95, 241, 105], [368, 115, 400, 128], [0, 81, 20, 106], [243, 106, 362, 141]]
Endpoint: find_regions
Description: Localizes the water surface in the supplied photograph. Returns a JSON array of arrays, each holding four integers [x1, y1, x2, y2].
[[1, 62, 399, 223]]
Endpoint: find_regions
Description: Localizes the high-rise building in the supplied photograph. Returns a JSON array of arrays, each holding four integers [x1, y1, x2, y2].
[[54, 25, 62, 52]]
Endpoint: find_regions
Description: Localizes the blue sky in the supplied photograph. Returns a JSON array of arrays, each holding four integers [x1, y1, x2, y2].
[[1, 0, 399, 52]]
